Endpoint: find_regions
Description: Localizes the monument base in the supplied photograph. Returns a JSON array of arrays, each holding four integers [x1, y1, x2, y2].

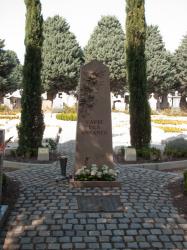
[[69, 179, 121, 188]]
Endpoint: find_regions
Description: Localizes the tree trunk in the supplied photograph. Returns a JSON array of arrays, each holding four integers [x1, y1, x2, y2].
[[160, 94, 169, 109]]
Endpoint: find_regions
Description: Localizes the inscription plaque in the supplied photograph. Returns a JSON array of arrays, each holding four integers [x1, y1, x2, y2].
[[77, 195, 123, 212]]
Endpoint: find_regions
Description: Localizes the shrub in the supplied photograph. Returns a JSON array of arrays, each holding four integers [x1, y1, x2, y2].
[[137, 147, 161, 161], [2, 173, 7, 191], [56, 112, 77, 121], [0, 105, 8, 112], [0, 115, 19, 119], [137, 147, 151, 160], [152, 119, 187, 125], [184, 171, 187, 193], [164, 138, 187, 158], [158, 126, 187, 133], [43, 138, 57, 151], [160, 109, 187, 117], [62, 104, 77, 114]]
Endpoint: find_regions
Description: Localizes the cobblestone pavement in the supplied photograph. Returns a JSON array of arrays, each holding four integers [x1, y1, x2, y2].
[[1, 156, 187, 250]]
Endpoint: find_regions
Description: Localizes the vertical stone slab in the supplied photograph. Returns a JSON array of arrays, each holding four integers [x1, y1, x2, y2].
[[0, 130, 5, 204], [75, 60, 113, 171]]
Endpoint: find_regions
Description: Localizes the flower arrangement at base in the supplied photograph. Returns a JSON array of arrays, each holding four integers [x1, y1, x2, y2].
[[75, 164, 120, 181]]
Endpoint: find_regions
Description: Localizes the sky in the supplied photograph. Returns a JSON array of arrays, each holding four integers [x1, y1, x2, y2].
[[0, 0, 187, 64]]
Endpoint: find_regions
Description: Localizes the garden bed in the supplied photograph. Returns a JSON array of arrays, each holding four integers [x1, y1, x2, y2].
[[167, 179, 187, 218]]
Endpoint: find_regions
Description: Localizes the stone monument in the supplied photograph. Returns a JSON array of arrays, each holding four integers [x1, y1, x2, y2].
[[75, 60, 113, 171]]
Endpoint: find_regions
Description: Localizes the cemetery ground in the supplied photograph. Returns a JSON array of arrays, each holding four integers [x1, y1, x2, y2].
[[1, 112, 187, 249]]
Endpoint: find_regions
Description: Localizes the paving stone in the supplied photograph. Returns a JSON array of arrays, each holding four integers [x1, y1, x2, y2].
[[75, 243, 86, 249], [88, 242, 100, 248], [1, 153, 187, 250], [127, 242, 138, 248], [84, 236, 97, 243], [101, 242, 112, 248], [170, 235, 184, 241], [126, 229, 138, 236], [138, 242, 151, 248], [48, 243, 60, 249]]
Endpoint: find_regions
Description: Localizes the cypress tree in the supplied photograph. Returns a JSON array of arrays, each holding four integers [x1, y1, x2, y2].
[[18, 0, 44, 156], [84, 16, 126, 94], [42, 16, 84, 99], [125, 0, 151, 148]]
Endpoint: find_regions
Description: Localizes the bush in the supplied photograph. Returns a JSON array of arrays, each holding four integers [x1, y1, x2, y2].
[[164, 138, 187, 158], [0, 104, 8, 112], [152, 119, 187, 125], [0, 115, 19, 119], [184, 171, 187, 193], [160, 109, 187, 117], [56, 112, 77, 121], [137, 147, 161, 161], [2, 173, 7, 191], [158, 126, 187, 133], [137, 147, 151, 160], [0, 105, 20, 115], [62, 104, 77, 114]]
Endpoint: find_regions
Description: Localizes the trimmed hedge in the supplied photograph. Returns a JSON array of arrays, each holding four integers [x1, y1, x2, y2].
[[56, 112, 77, 121], [164, 138, 187, 158]]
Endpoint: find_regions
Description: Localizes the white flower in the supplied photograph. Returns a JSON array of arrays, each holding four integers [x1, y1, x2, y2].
[[91, 170, 97, 176], [96, 172, 102, 178]]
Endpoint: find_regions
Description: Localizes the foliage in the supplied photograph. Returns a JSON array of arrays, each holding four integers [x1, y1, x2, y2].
[[18, 0, 44, 157], [0, 115, 19, 119], [84, 16, 126, 94], [164, 138, 187, 158], [159, 108, 187, 117], [174, 34, 187, 108], [62, 104, 77, 114], [43, 138, 57, 151], [0, 39, 22, 99], [0, 105, 20, 115], [158, 126, 187, 133], [145, 25, 176, 95], [42, 15, 84, 98], [125, 0, 151, 148], [137, 147, 161, 161], [152, 119, 187, 125], [184, 171, 187, 193], [75, 164, 119, 181], [2, 173, 7, 191], [56, 112, 77, 121]]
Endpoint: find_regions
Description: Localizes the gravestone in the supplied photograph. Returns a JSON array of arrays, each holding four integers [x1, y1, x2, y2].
[[149, 93, 157, 111], [172, 91, 181, 108], [75, 60, 113, 171], [125, 147, 136, 161], [37, 147, 49, 161]]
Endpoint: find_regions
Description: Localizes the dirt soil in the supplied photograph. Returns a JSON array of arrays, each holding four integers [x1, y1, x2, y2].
[[2, 175, 20, 210], [167, 179, 187, 218]]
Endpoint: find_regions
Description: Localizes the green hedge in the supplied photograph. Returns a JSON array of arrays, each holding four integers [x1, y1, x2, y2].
[[164, 138, 187, 158], [56, 112, 77, 121]]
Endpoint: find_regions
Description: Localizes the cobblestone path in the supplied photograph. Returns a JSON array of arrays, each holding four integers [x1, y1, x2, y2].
[[1, 159, 187, 250]]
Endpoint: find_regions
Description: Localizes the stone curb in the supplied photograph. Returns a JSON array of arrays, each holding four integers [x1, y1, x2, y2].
[[121, 159, 187, 171], [3, 160, 57, 169]]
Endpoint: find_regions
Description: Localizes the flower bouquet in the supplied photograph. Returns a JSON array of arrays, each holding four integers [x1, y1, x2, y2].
[[70, 164, 121, 187]]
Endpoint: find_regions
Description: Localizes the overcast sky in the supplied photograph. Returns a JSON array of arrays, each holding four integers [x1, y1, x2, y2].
[[0, 0, 187, 64]]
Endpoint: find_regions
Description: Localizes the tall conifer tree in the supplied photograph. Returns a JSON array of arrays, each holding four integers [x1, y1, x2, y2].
[[18, 0, 44, 156], [125, 0, 151, 148]]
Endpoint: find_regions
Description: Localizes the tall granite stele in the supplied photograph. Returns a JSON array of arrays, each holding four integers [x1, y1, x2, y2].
[[75, 60, 114, 174]]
